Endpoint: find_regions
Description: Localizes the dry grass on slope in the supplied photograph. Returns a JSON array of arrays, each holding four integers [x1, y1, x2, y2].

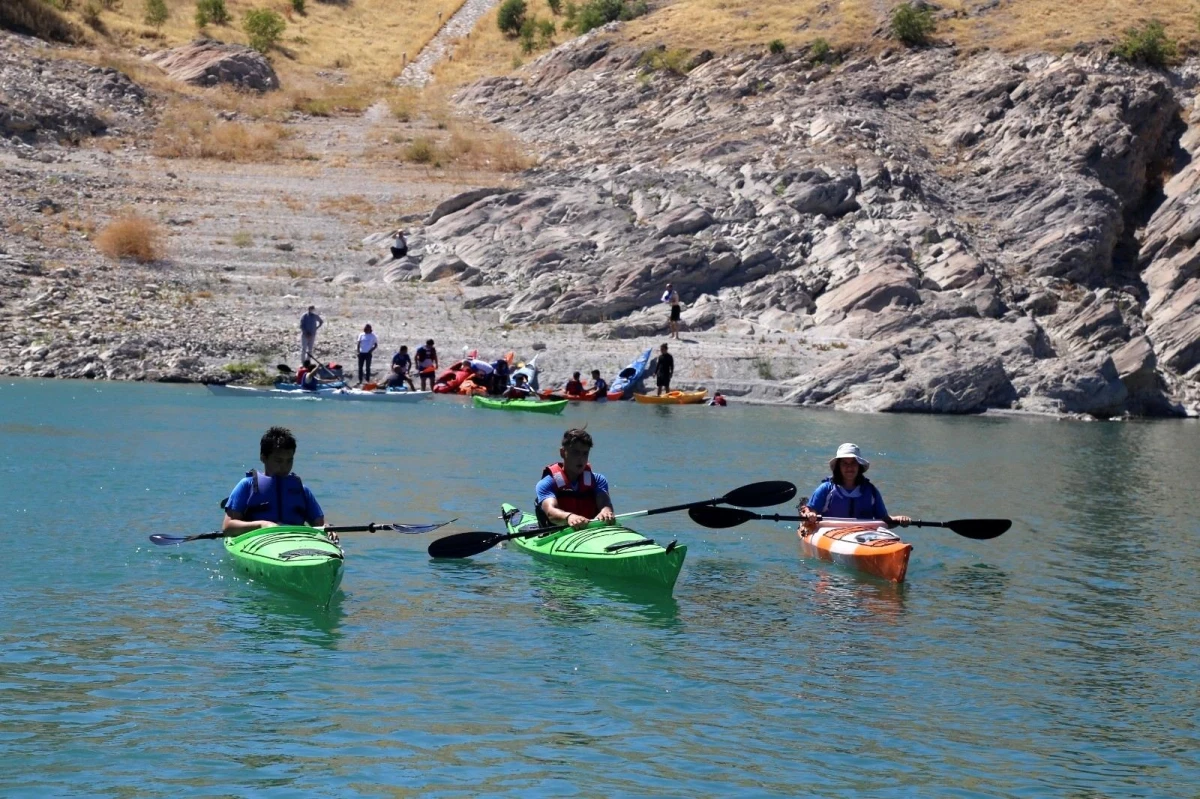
[[95, 215, 166, 263], [40, 0, 470, 85], [433, 0, 1200, 90]]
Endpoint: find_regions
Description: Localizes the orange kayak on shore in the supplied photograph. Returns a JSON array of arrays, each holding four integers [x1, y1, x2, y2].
[[633, 390, 708, 405], [798, 519, 912, 582]]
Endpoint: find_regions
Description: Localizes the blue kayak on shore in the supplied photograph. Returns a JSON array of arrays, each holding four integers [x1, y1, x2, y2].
[[607, 347, 652, 400]]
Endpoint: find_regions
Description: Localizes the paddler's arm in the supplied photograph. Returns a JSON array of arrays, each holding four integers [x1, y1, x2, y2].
[[222, 510, 278, 534], [594, 491, 614, 523], [540, 497, 591, 530]]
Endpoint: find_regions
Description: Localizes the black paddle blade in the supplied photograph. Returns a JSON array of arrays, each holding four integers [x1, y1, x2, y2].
[[427, 531, 504, 559], [721, 480, 797, 509], [277, 364, 294, 374], [149, 531, 226, 545], [945, 519, 1011, 540], [689, 506, 756, 529]]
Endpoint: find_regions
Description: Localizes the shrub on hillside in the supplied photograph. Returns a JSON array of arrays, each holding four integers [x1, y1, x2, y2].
[[290, 0, 305, 14], [81, 1, 103, 29], [639, 46, 691, 76], [144, 0, 168, 26], [546, 0, 561, 14], [519, 17, 536, 53], [768, 39, 785, 55], [0, 0, 82, 41], [809, 37, 832, 63], [497, 0, 526, 36], [1112, 20, 1177, 67], [890, 2, 935, 46], [95, 216, 165, 263], [195, 0, 229, 26], [244, 8, 285, 53], [567, 0, 645, 34]]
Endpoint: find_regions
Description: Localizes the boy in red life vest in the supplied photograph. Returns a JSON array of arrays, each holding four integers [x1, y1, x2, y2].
[[535, 428, 615, 529]]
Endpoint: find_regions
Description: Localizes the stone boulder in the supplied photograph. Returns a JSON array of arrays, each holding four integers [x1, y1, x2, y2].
[[144, 40, 279, 92]]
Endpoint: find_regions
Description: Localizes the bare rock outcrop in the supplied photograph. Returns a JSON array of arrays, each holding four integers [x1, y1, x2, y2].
[[0, 31, 147, 145], [394, 32, 1199, 416], [144, 39, 279, 92]]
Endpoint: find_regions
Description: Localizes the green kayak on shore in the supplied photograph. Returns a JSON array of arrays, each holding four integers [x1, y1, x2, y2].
[[501, 503, 687, 590], [223, 526, 344, 605], [472, 396, 567, 414]]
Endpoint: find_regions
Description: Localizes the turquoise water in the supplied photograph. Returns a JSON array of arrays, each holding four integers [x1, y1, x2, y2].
[[2, 378, 1198, 797]]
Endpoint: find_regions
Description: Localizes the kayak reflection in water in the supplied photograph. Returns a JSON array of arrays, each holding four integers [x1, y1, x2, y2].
[[798, 443, 911, 528], [535, 428, 616, 530], [220, 426, 337, 543]]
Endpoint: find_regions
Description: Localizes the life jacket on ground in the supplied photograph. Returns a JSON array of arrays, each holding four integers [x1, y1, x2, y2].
[[539, 462, 599, 520], [812, 476, 883, 520], [219, 470, 312, 525]]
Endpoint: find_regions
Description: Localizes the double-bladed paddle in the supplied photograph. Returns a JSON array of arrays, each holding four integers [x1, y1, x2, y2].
[[427, 480, 797, 559], [149, 519, 457, 546], [687, 506, 1011, 540]]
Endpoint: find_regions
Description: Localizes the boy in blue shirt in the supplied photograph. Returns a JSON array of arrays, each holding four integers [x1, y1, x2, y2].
[[222, 427, 337, 542]]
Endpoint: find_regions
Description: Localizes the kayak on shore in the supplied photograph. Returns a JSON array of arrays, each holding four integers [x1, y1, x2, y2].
[[538, 389, 602, 402], [501, 503, 687, 590], [472, 396, 567, 414], [223, 526, 345, 605], [206, 384, 430, 402], [606, 347, 653, 401], [798, 519, 913, 583], [633, 390, 708, 405]]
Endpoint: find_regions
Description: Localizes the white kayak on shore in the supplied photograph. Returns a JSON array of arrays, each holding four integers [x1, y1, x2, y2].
[[206, 384, 430, 402]]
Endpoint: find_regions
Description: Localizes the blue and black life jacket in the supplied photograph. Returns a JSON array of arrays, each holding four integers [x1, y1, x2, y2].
[[814, 476, 883, 520], [219, 469, 312, 525]]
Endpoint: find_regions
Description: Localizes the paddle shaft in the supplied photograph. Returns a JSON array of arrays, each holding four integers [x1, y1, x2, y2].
[[516, 499, 749, 539]]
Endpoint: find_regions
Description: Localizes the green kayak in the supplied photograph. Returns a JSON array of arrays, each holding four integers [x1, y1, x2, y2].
[[501, 503, 687, 589], [223, 526, 344, 605], [473, 396, 567, 414]]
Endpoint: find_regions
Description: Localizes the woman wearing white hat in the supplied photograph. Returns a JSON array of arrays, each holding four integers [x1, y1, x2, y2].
[[798, 443, 911, 526]]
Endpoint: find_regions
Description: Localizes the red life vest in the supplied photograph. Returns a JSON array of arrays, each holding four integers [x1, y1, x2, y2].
[[542, 462, 599, 517]]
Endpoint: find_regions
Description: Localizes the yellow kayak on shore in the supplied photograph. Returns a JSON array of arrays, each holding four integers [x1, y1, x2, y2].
[[633, 390, 708, 405]]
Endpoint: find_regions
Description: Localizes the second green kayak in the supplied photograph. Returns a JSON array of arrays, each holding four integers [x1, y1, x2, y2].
[[223, 526, 344, 605], [501, 503, 687, 589], [473, 396, 567, 414]]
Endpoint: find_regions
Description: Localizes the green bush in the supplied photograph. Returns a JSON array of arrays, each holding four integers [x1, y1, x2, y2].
[[639, 46, 691, 76], [496, 0, 526, 36], [890, 2, 935, 46], [768, 38, 785, 55], [519, 16, 536, 53], [1112, 20, 1177, 67], [546, 0, 561, 14], [569, 0, 644, 34], [143, 0, 168, 26], [809, 37, 831, 63], [537, 17, 555, 45], [195, 0, 229, 26], [290, 0, 305, 14], [244, 8, 285, 53]]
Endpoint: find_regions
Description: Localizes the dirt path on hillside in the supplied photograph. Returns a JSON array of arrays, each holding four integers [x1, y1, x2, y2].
[[395, 0, 504, 87]]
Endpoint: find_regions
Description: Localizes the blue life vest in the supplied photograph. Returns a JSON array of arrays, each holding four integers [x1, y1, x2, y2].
[[813, 476, 883, 520], [221, 470, 312, 525]]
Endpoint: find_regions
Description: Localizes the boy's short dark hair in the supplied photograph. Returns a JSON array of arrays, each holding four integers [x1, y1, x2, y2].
[[261, 426, 297, 459], [561, 428, 592, 451]]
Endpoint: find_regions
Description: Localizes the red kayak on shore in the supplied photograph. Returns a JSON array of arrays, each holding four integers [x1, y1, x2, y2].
[[538, 389, 601, 402], [432, 349, 478, 394]]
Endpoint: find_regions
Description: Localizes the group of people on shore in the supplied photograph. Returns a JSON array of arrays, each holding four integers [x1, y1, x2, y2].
[[296, 306, 442, 390], [224, 429, 909, 545]]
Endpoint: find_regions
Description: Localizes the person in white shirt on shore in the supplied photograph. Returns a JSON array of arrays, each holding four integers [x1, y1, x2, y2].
[[356, 324, 379, 385]]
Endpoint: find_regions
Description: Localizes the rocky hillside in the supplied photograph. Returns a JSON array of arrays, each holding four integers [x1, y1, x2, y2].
[[389, 30, 1200, 416]]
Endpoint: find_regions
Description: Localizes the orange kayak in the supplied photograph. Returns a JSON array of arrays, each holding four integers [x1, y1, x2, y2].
[[798, 519, 912, 582], [632, 390, 708, 405]]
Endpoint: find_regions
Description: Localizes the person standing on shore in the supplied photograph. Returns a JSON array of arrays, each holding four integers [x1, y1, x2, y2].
[[416, 339, 439, 391], [299, 306, 323, 363], [356, 324, 379, 385], [655, 343, 674, 397], [663, 283, 682, 340]]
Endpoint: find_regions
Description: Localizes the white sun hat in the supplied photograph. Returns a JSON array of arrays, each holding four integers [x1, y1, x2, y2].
[[829, 443, 869, 472]]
